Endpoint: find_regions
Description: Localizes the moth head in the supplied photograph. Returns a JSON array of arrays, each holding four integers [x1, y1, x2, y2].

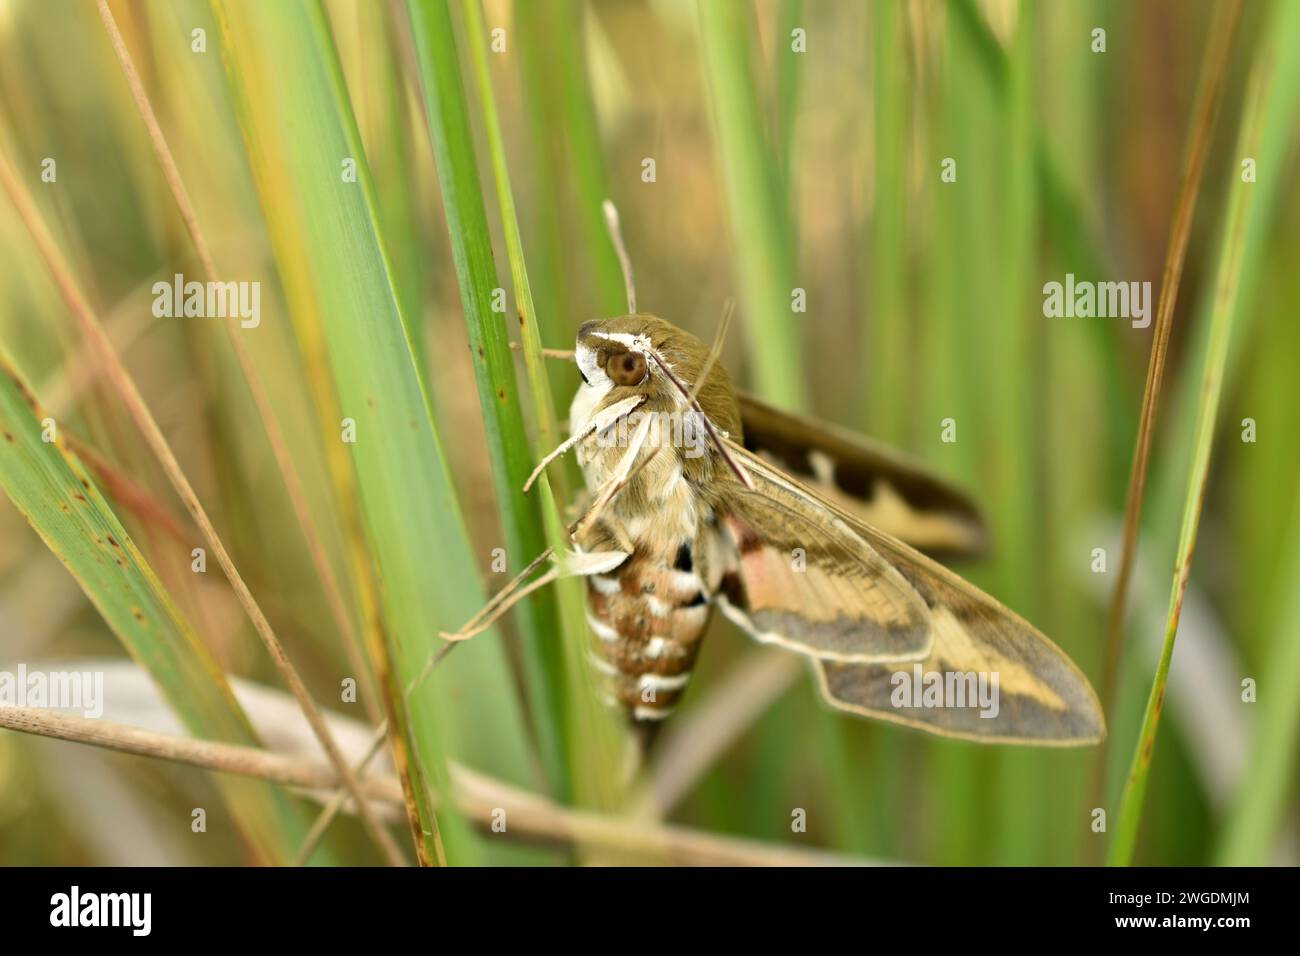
[[574, 313, 742, 436], [575, 314, 670, 393]]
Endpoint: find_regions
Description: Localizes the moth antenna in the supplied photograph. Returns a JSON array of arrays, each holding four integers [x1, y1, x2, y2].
[[642, 342, 754, 490], [603, 198, 637, 313], [699, 299, 735, 391]]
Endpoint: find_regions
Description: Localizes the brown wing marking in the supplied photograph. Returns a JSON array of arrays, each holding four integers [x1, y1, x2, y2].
[[738, 392, 988, 558]]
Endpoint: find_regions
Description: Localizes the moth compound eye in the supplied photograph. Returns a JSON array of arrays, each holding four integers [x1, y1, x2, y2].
[[610, 351, 648, 386]]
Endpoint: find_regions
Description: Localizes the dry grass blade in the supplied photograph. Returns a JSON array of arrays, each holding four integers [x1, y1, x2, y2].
[[295, 723, 390, 866], [0, 146, 405, 867], [0, 705, 884, 866], [1108, 11, 1276, 866], [1098, 0, 1244, 712], [1089, 5, 1245, 844], [94, 0, 376, 720]]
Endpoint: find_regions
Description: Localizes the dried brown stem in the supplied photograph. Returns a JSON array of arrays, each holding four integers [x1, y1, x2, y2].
[[0, 706, 881, 866], [1090, 0, 1244, 860], [295, 723, 391, 866], [1100, 0, 1243, 711]]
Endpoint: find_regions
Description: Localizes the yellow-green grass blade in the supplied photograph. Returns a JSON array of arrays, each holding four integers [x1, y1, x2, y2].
[[1107, 18, 1273, 866], [1109, 0, 1300, 859], [327, 0, 428, 375], [949, 0, 1133, 489], [210, 0, 534, 864], [697, 0, 806, 411], [514, 0, 626, 418], [774, 0, 803, 206], [459, 0, 626, 813], [0, 349, 310, 865], [404, 0, 571, 799]]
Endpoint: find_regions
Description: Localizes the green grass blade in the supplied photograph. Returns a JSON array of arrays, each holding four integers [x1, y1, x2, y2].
[[1107, 22, 1271, 866], [211, 0, 536, 864], [774, 0, 803, 207], [1215, 493, 1300, 864], [514, 0, 627, 321], [403, 0, 570, 800], [458, 0, 625, 811], [0, 349, 310, 864], [949, 0, 1133, 490]]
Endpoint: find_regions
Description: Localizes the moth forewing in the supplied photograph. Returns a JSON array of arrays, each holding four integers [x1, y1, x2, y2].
[[710, 472, 933, 664], [713, 439, 1105, 745]]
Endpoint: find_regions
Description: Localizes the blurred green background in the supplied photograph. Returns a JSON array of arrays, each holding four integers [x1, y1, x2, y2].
[[0, 0, 1297, 866]]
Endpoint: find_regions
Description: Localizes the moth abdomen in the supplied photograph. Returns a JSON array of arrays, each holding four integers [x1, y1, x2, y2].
[[586, 542, 714, 724]]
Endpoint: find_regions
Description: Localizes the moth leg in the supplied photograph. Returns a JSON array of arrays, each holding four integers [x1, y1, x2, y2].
[[444, 421, 650, 642], [507, 342, 574, 361], [439, 546, 629, 641], [439, 547, 553, 640], [523, 394, 645, 492], [571, 410, 655, 541]]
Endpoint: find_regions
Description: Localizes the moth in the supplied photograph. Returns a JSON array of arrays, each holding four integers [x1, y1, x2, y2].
[[465, 313, 1104, 748]]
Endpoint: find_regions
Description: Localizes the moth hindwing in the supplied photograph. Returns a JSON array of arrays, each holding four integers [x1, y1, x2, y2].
[[737, 391, 989, 560]]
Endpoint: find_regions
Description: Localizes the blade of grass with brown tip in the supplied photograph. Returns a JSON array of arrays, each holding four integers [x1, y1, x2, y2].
[[1098, 0, 1243, 715]]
